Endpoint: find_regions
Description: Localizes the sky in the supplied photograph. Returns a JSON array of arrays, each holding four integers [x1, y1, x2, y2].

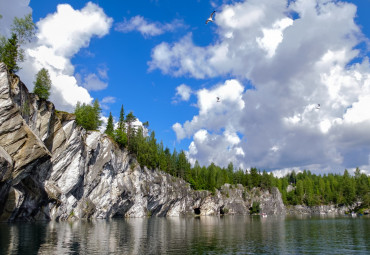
[[1, 0, 370, 176]]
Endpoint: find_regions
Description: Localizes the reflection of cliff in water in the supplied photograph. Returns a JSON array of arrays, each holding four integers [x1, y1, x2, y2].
[[0, 216, 286, 254], [1, 216, 369, 254]]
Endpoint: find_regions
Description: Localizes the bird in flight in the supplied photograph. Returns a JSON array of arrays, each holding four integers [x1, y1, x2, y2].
[[216, 97, 220, 102], [316, 104, 320, 109], [206, 11, 215, 24]]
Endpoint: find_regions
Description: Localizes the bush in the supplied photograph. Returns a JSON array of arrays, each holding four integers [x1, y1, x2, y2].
[[250, 201, 260, 214]]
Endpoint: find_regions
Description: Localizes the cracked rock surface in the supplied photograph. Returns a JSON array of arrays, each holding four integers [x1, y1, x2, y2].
[[0, 63, 285, 222]]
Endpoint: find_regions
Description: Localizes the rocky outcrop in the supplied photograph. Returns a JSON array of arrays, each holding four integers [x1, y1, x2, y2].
[[0, 63, 286, 222], [286, 203, 359, 215]]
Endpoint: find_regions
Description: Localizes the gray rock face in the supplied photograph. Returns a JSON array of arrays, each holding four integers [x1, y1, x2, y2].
[[0, 63, 286, 222], [286, 204, 355, 215]]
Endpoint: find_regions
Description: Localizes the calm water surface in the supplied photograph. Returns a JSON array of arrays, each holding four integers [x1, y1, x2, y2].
[[1, 215, 369, 254]]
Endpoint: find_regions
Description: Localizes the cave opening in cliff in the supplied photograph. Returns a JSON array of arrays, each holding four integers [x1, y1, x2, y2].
[[194, 208, 201, 215]]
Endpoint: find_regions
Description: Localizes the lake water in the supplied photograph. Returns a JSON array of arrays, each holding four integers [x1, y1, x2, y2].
[[1, 215, 369, 254]]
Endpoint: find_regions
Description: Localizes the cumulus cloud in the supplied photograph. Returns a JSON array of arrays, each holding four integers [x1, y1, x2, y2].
[[187, 129, 245, 169], [115, 15, 184, 38], [148, 33, 216, 78], [173, 83, 192, 103], [16, 2, 113, 112], [163, 0, 370, 174], [173, 79, 244, 140]]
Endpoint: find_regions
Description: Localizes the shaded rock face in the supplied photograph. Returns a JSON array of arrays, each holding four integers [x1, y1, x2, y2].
[[286, 204, 356, 215], [0, 63, 286, 221]]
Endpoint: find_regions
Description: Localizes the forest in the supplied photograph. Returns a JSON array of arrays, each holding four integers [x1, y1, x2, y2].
[[75, 102, 370, 209]]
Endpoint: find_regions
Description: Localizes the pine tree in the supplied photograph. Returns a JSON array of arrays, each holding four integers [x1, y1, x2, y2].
[[1, 33, 20, 72], [158, 142, 167, 172], [105, 112, 114, 137], [118, 105, 125, 131], [92, 99, 102, 130], [125, 111, 136, 149], [149, 131, 160, 169], [342, 169, 356, 205], [177, 150, 190, 179], [0, 14, 35, 73], [33, 68, 51, 100]]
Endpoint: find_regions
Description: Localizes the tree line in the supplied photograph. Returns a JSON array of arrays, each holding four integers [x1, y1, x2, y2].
[[74, 103, 370, 209], [278, 169, 370, 207]]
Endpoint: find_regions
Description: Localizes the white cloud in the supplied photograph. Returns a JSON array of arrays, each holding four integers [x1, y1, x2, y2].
[[187, 129, 245, 169], [101, 96, 116, 104], [115, 15, 184, 38], [82, 73, 108, 91], [172, 79, 245, 141], [172, 122, 186, 140], [256, 17, 293, 58], [162, 0, 370, 174], [173, 83, 192, 103], [148, 33, 216, 78], [100, 96, 116, 110], [97, 66, 108, 79], [17, 2, 113, 112], [99, 114, 109, 133]]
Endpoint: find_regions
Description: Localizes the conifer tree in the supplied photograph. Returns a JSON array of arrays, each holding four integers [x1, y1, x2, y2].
[[1, 33, 20, 72], [93, 99, 102, 130], [118, 105, 125, 131], [0, 13, 35, 72], [105, 112, 114, 137], [114, 105, 127, 147], [125, 111, 136, 149], [147, 131, 158, 169]]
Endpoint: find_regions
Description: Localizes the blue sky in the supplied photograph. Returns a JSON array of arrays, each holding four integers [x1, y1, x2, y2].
[[1, 0, 370, 176]]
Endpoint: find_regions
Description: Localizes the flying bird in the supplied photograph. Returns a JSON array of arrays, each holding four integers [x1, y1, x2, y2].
[[206, 11, 215, 24], [216, 97, 220, 102], [316, 104, 320, 109]]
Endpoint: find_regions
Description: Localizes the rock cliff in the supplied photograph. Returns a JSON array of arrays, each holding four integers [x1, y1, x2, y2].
[[286, 204, 358, 215], [0, 63, 285, 222]]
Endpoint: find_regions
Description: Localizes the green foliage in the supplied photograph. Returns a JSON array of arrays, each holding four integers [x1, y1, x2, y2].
[[21, 97, 30, 116], [114, 127, 127, 147], [0, 33, 21, 72], [250, 201, 260, 214], [74, 99, 102, 131], [280, 168, 370, 207], [83, 102, 369, 208], [0, 13, 35, 73], [0, 35, 7, 62], [105, 112, 114, 137], [93, 99, 102, 127], [11, 13, 36, 44], [125, 111, 137, 149], [33, 68, 51, 100], [118, 105, 125, 131]]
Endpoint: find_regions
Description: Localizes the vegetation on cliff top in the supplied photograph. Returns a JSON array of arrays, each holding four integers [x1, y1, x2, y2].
[[73, 102, 370, 210], [0, 13, 35, 73]]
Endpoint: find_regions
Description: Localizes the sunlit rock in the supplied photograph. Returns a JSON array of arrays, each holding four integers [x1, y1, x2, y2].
[[0, 63, 286, 222]]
